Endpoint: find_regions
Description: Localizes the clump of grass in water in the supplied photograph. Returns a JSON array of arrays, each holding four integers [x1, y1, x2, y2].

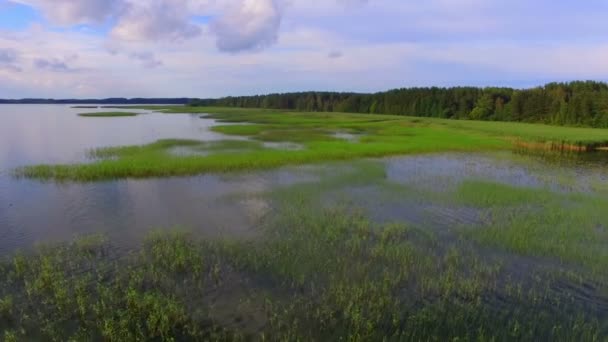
[[0, 232, 243, 340], [456, 180, 608, 274], [0, 204, 605, 340], [78, 112, 139, 117]]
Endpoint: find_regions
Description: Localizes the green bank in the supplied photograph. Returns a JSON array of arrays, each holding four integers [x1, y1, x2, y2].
[[15, 106, 608, 181]]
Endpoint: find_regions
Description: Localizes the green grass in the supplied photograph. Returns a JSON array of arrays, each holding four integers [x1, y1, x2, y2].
[[0, 203, 605, 340], [256, 154, 608, 276], [152, 105, 608, 145], [455, 180, 608, 273], [78, 112, 139, 117], [15, 106, 608, 181]]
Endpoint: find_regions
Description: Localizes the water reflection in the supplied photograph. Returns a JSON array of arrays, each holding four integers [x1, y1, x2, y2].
[[0, 172, 323, 254], [0, 105, 293, 254], [0, 104, 226, 168], [385, 154, 544, 191]]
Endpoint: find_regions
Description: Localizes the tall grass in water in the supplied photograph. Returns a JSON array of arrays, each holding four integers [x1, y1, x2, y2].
[[0, 203, 605, 340], [456, 180, 608, 274]]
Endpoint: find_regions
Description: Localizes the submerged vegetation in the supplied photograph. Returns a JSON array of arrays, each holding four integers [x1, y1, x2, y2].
[[1, 194, 606, 340], [15, 107, 608, 181], [78, 112, 139, 117]]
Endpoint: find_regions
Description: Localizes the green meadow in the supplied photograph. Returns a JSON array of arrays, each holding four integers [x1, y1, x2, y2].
[[15, 106, 608, 181]]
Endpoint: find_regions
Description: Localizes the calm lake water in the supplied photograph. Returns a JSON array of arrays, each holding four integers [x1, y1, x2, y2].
[[1, 104, 607, 255]]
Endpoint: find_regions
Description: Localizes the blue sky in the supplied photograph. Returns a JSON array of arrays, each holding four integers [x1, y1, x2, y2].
[[0, 2, 40, 30], [0, 0, 607, 98]]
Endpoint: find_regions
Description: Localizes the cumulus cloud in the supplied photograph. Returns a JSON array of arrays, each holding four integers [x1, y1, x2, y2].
[[15, 0, 371, 54], [212, 0, 283, 52], [8, 0, 608, 99], [112, 0, 201, 42], [15, 0, 202, 42]]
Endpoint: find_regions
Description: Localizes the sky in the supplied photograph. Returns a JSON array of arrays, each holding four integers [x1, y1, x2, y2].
[[0, 0, 608, 98]]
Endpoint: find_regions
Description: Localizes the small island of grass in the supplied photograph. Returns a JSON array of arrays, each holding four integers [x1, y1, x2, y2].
[[78, 112, 139, 117]]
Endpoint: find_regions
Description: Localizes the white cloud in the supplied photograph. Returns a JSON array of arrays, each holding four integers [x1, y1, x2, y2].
[[111, 0, 202, 42], [14, 0, 287, 52], [4, 0, 608, 98], [212, 0, 282, 52]]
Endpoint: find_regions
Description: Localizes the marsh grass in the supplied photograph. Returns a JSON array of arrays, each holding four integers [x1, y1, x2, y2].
[[16, 112, 509, 181], [455, 180, 608, 274], [1, 202, 605, 340], [158, 106, 608, 145], [78, 112, 139, 117], [16, 106, 608, 181]]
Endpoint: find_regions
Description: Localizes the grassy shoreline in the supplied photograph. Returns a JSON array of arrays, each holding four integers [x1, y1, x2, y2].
[[166, 106, 608, 145], [14, 106, 608, 181]]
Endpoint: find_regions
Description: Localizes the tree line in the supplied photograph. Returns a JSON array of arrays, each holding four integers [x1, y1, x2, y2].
[[189, 81, 608, 128]]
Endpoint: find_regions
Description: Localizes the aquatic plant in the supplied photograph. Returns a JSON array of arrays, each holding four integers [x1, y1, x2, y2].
[[0, 202, 605, 340]]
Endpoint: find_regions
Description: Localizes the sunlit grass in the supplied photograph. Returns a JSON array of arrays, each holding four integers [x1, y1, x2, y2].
[[14, 106, 608, 181], [16, 111, 508, 181], [159, 105, 608, 145]]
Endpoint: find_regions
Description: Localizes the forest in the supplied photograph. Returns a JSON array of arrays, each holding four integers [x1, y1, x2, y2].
[[189, 81, 608, 128]]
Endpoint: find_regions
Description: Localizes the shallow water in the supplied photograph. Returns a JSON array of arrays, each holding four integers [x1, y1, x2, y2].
[[1, 104, 608, 255], [0, 105, 314, 254]]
